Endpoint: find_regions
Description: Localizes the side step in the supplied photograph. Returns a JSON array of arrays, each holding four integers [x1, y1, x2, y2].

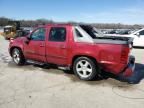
[[27, 60, 45, 66], [58, 66, 70, 70], [27, 59, 70, 70]]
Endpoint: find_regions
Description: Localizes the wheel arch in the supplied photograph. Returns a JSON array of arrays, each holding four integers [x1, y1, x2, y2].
[[71, 55, 98, 67], [72, 55, 101, 80], [10, 46, 23, 57]]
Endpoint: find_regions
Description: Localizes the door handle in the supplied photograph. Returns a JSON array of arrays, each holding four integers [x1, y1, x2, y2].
[[40, 43, 45, 47], [60, 45, 66, 49]]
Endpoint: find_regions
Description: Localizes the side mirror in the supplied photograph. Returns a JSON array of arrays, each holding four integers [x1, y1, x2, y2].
[[25, 35, 31, 44], [27, 35, 31, 40], [135, 33, 140, 37]]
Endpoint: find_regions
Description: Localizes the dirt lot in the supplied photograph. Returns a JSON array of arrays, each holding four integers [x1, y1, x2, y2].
[[0, 36, 144, 108]]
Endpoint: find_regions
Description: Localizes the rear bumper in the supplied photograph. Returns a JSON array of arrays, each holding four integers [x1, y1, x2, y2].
[[120, 55, 135, 77]]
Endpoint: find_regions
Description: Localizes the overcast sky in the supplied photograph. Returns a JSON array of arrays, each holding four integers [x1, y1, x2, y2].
[[0, 0, 144, 24]]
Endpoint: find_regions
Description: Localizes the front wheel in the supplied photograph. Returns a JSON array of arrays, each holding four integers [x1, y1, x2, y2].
[[12, 48, 25, 65], [73, 57, 99, 81]]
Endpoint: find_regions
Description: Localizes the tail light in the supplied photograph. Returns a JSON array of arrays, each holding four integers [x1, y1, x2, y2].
[[120, 46, 130, 64]]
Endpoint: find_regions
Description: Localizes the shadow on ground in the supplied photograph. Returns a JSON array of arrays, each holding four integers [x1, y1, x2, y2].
[[34, 63, 144, 84], [126, 63, 144, 83], [101, 63, 144, 84], [7, 60, 144, 85]]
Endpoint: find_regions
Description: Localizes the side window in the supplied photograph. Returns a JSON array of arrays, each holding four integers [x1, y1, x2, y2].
[[75, 29, 83, 37], [49, 27, 66, 42], [139, 30, 144, 35], [31, 28, 45, 41]]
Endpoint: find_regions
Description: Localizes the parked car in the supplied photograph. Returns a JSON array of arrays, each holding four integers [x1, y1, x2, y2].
[[106, 28, 144, 47], [107, 29, 117, 34], [116, 30, 131, 35], [9, 24, 135, 81], [128, 28, 144, 47]]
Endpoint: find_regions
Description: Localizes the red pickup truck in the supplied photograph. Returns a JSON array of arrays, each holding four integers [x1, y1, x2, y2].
[[9, 24, 135, 81]]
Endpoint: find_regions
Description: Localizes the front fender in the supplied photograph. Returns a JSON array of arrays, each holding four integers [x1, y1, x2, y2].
[[9, 38, 24, 55]]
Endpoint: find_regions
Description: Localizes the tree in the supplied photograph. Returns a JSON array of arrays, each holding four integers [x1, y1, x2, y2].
[[0, 17, 10, 26]]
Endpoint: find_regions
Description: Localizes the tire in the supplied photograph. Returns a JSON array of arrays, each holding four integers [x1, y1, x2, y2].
[[12, 48, 25, 65], [73, 57, 99, 81]]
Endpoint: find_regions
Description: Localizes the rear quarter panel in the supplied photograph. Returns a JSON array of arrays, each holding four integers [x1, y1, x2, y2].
[[69, 41, 128, 75], [95, 44, 128, 74]]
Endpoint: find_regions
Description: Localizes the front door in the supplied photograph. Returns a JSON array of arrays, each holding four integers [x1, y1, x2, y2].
[[24, 28, 46, 62], [46, 27, 68, 65]]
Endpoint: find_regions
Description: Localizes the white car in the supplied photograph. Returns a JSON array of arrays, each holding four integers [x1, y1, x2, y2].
[[129, 28, 144, 47], [105, 28, 144, 47]]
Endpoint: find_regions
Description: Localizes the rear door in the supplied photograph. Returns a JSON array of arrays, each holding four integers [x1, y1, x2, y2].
[[24, 27, 46, 62], [46, 26, 68, 65]]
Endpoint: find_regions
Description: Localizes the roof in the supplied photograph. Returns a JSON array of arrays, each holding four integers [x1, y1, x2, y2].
[[4, 25, 13, 28], [44, 23, 73, 27], [37, 23, 91, 27]]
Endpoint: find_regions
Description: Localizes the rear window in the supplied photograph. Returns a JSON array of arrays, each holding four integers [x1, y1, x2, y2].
[[75, 29, 83, 37], [80, 25, 97, 39], [49, 27, 66, 42]]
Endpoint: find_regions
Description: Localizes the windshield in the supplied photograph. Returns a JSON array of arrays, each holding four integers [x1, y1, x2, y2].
[[79, 25, 104, 39]]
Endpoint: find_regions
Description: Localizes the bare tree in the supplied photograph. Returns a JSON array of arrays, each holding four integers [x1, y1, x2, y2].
[[0, 17, 144, 29]]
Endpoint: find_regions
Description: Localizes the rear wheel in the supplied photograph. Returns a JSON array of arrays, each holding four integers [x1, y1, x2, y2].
[[73, 57, 99, 81], [12, 48, 25, 65]]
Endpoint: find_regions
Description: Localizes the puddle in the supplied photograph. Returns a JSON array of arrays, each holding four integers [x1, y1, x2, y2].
[[112, 85, 144, 99], [0, 53, 11, 63]]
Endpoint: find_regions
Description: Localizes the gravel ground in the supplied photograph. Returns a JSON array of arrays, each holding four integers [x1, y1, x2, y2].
[[0, 35, 144, 108]]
